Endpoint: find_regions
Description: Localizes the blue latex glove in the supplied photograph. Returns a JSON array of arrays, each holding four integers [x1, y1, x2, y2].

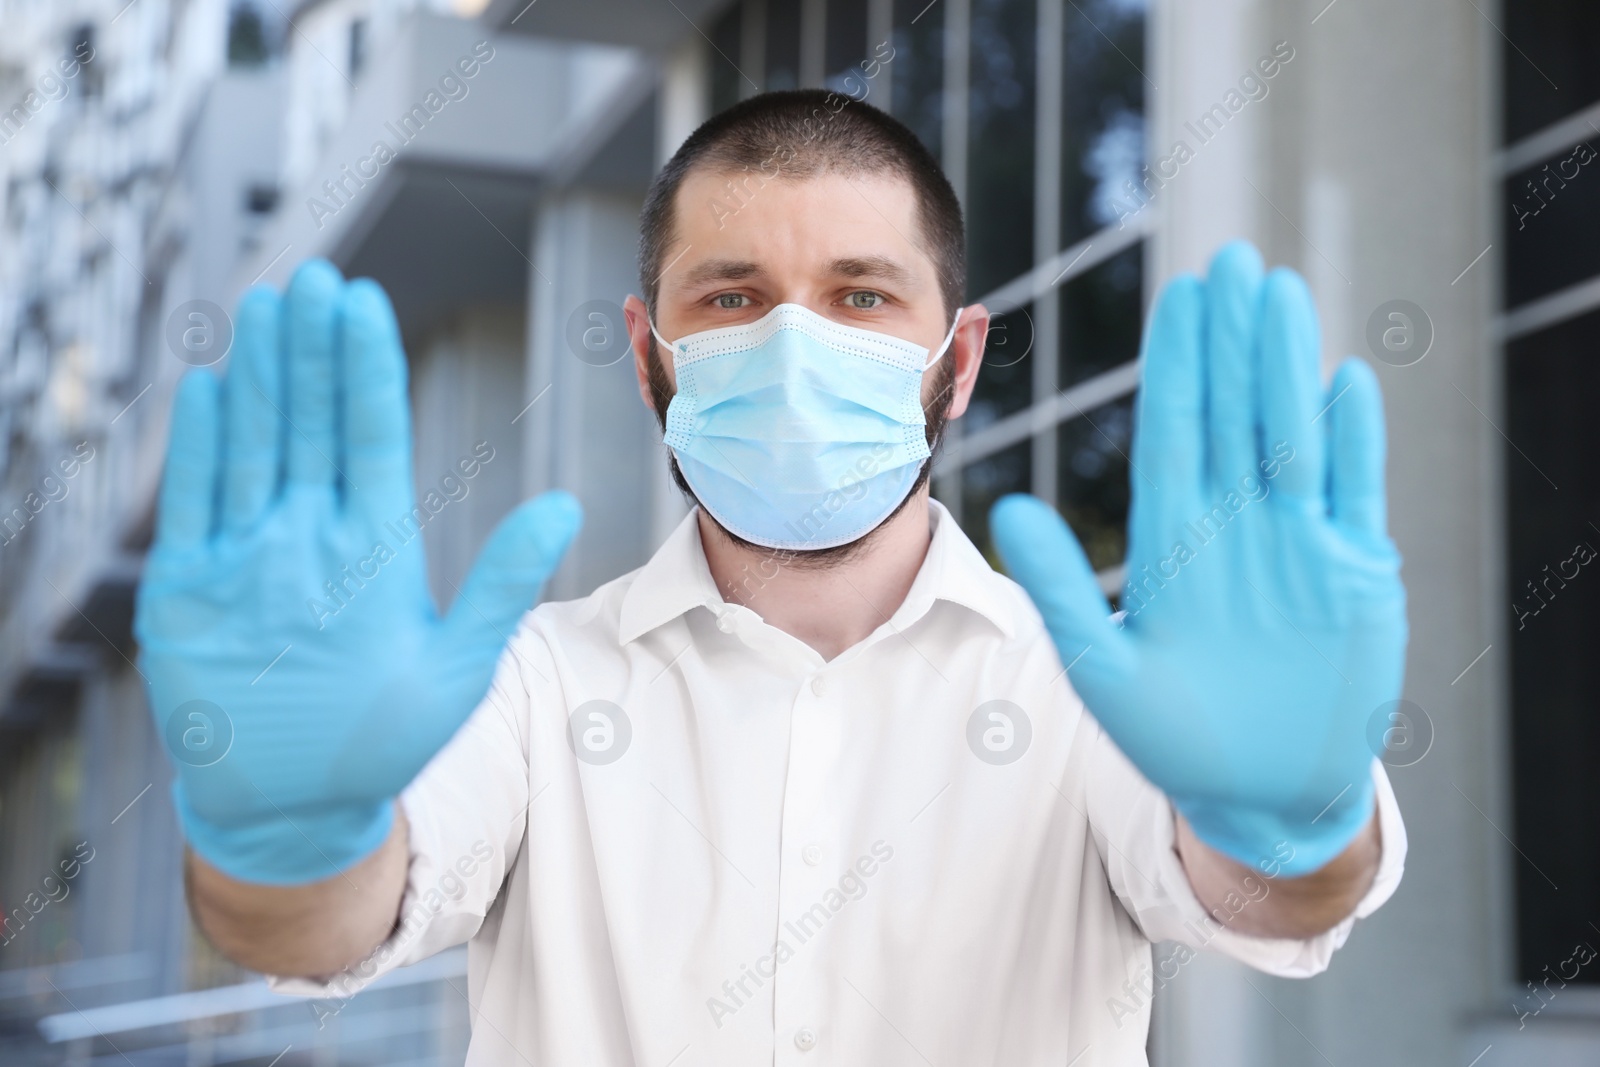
[[991, 241, 1406, 877], [134, 260, 581, 885]]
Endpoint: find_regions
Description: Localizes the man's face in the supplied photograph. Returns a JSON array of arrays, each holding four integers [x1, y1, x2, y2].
[[624, 168, 988, 428]]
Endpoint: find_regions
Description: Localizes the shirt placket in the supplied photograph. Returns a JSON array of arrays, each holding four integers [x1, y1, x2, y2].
[[772, 660, 845, 1062]]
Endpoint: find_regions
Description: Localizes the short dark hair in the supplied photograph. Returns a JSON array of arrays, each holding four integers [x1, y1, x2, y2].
[[637, 89, 966, 320]]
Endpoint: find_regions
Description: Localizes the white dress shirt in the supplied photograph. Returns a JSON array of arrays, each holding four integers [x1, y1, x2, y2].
[[273, 501, 1405, 1066]]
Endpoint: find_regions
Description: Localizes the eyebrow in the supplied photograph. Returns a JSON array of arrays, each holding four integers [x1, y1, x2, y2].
[[679, 258, 765, 289], [672, 254, 921, 291], [825, 255, 919, 288]]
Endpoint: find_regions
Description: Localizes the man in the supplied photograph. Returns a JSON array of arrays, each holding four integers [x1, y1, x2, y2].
[[137, 91, 1407, 1064]]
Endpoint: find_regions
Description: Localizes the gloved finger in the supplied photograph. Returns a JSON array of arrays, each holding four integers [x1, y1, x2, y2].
[[339, 279, 415, 519], [221, 286, 284, 534], [1326, 357, 1388, 538], [989, 494, 1126, 696], [1203, 241, 1265, 490], [439, 491, 584, 664], [1129, 273, 1205, 558], [1255, 268, 1326, 503], [155, 370, 222, 553], [283, 260, 344, 487]]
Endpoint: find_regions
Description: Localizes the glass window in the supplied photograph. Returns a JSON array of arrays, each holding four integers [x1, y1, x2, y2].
[[68, 23, 102, 99], [965, 0, 1037, 299], [709, 4, 745, 114], [1506, 306, 1600, 985], [1504, 16, 1600, 988], [348, 18, 369, 81], [1061, 0, 1147, 248], [968, 302, 1036, 429], [960, 440, 1032, 566], [765, 0, 803, 90], [824, 0, 870, 88], [1503, 5, 1600, 145], [1503, 146, 1600, 309], [1057, 395, 1133, 573], [890, 0, 945, 160], [1059, 242, 1143, 389], [227, 6, 272, 68]]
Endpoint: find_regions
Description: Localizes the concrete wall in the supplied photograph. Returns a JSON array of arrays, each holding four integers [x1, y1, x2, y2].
[[525, 189, 666, 600], [411, 304, 530, 609]]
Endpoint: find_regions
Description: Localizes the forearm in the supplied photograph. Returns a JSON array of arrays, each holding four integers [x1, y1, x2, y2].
[[186, 803, 411, 978], [1176, 808, 1381, 940]]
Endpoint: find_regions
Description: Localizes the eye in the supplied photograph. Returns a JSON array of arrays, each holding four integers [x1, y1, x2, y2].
[[715, 293, 749, 309], [846, 291, 884, 309]]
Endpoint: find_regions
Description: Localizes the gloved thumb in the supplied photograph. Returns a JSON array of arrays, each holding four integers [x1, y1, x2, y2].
[[440, 490, 583, 661], [990, 494, 1127, 696]]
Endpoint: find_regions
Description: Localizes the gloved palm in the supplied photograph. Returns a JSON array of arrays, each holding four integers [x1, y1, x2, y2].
[[134, 261, 580, 885], [992, 242, 1406, 877]]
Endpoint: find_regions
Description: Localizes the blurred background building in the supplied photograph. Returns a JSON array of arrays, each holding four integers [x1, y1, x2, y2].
[[0, 0, 1593, 1063]]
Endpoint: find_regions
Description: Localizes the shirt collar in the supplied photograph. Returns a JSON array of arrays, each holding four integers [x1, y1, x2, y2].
[[903, 499, 1019, 639], [616, 500, 1018, 645], [616, 509, 723, 645]]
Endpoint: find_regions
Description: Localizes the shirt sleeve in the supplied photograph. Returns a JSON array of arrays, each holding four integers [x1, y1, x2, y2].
[[266, 616, 546, 999], [1082, 711, 1407, 979]]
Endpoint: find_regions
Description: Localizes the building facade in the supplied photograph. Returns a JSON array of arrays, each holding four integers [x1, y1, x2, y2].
[[0, 0, 1595, 1063]]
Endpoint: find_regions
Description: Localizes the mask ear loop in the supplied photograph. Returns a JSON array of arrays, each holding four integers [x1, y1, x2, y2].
[[648, 320, 678, 358], [923, 308, 965, 372]]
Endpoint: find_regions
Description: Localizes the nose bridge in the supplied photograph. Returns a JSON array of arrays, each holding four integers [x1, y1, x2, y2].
[[766, 313, 829, 391]]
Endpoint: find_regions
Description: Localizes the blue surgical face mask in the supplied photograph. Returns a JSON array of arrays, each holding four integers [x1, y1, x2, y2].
[[651, 303, 961, 551]]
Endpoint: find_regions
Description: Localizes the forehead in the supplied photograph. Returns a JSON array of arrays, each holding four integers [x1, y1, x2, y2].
[[665, 166, 933, 277]]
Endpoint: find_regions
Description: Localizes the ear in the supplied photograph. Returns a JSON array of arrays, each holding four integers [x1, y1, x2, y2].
[[623, 294, 665, 413], [943, 303, 990, 422]]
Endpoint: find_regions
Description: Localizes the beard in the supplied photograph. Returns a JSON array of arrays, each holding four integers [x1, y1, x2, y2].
[[646, 338, 957, 571]]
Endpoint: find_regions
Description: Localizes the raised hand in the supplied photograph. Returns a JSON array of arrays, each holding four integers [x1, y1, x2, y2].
[[992, 241, 1406, 877], [134, 261, 581, 885]]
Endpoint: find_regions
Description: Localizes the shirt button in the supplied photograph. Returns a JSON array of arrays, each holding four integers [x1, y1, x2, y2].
[[794, 1026, 817, 1051], [717, 613, 736, 633], [802, 843, 823, 866], [810, 676, 825, 696]]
